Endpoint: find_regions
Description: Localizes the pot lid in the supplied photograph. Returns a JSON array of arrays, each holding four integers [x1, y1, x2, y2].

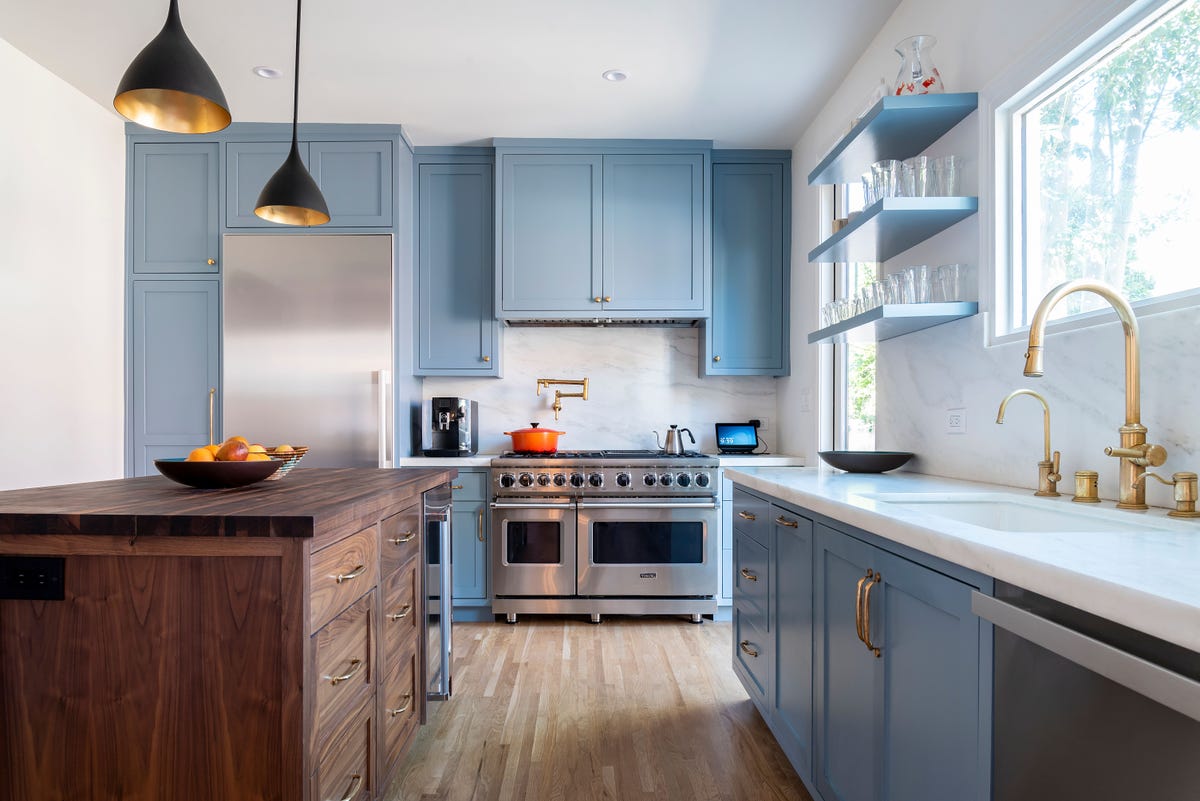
[[504, 422, 566, 435]]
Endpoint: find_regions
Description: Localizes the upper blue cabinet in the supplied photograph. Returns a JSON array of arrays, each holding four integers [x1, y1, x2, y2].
[[495, 141, 710, 319], [131, 142, 220, 274]]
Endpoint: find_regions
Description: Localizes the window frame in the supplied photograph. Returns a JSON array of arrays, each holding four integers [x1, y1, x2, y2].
[[992, 0, 1200, 345]]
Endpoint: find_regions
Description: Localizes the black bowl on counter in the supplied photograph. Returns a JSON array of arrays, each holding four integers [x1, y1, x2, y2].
[[154, 457, 282, 489], [817, 450, 914, 473]]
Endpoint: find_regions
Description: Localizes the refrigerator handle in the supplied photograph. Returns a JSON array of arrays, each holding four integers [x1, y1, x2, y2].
[[377, 369, 392, 468]]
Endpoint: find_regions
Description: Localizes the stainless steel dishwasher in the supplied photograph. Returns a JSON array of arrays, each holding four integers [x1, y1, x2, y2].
[[974, 582, 1200, 801], [423, 484, 453, 715]]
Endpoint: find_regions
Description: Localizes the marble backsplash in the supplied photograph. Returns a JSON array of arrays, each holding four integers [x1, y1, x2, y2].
[[418, 326, 780, 455]]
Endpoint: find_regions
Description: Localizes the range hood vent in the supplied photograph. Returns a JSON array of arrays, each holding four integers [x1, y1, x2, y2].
[[503, 318, 702, 328]]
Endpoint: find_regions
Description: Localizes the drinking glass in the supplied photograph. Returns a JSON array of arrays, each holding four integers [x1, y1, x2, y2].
[[862, 171, 876, 207], [898, 160, 915, 197], [884, 273, 904, 305], [933, 155, 961, 196], [872, 159, 902, 199], [899, 269, 917, 304], [906, 265, 932, 303], [938, 263, 964, 302], [904, 155, 931, 197]]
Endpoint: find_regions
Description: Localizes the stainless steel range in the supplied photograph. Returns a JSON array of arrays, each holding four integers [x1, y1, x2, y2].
[[490, 450, 720, 624]]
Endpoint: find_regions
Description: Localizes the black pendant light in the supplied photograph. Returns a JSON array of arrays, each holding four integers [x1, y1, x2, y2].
[[113, 0, 231, 134], [254, 0, 330, 226]]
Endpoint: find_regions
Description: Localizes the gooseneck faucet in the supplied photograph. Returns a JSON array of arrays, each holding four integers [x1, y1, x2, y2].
[[996, 389, 1061, 496], [1022, 280, 1165, 509]]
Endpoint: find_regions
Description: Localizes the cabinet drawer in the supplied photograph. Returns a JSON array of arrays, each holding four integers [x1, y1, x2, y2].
[[380, 644, 420, 782], [312, 697, 373, 801], [734, 605, 771, 707], [382, 558, 420, 666], [312, 593, 375, 755], [734, 529, 769, 628], [380, 506, 420, 577], [450, 471, 487, 501], [311, 526, 379, 633], [732, 488, 771, 544]]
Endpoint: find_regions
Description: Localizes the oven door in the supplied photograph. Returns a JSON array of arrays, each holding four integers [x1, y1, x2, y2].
[[490, 498, 577, 597], [576, 497, 719, 597]]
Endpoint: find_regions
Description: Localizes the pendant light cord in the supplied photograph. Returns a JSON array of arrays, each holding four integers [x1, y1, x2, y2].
[[290, 0, 302, 146]]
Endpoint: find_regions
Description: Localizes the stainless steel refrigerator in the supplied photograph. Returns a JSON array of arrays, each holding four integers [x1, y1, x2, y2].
[[222, 234, 394, 468]]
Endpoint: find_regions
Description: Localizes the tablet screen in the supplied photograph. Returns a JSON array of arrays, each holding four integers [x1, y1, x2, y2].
[[715, 423, 759, 453]]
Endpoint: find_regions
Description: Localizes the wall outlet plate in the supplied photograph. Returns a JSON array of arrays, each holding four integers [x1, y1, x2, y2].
[[0, 556, 65, 600], [946, 408, 967, 435]]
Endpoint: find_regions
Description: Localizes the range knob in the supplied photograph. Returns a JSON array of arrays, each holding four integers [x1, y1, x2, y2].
[[615, 472, 632, 488], [498, 473, 516, 488], [553, 474, 568, 487], [588, 473, 604, 488], [643, 473, 657, 487], [659, 473, 674, 487], [518, 473, 535, 488], [694, 473, 711, 488], [676, 473, 692, 487], [570, 473, 586, 488], [536, 473, 551, 487]]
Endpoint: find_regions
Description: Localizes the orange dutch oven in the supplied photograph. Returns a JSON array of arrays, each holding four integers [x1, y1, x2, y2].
[[504, 423, 565, 453]]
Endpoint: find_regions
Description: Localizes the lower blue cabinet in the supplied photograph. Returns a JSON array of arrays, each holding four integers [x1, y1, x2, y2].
[[773, 508, 815, 778], [451, 469, 489, 603]]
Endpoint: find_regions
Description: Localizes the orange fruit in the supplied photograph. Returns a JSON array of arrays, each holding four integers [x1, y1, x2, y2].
[[204, 444, 220, 456], [247, 444, 267, 454], [186, 447, 215, 462], [215, 441, 249, 462], [274, 444, 295, 454], [227, 435, 250, 446], [245, 452, 272, 462]]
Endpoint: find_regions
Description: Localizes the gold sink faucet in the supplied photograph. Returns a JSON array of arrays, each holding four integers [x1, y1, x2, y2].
[[536, 377, 589, 421], [996, 389, 1061, 496], [1133, 472, 1199, 518], [1022, 280, 1165, 509]]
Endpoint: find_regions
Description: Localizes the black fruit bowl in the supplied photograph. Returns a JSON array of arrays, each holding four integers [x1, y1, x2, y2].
[[154, 458, 282, 489], [817, 451, 914, 473]]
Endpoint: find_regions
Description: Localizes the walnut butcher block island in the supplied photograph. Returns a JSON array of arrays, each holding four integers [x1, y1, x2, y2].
[[0, 467, 453, 801]]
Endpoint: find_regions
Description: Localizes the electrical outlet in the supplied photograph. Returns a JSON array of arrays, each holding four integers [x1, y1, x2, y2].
[[756, 417, 771, 432], [946, 408, 966, 435]]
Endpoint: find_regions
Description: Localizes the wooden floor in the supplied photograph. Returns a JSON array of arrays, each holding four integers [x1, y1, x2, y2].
[[387, 617, 812, 801]]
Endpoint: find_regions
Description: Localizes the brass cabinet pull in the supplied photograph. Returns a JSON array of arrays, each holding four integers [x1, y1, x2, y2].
[[477, 507, 485, 542], [334, 564, 367, 584], [387, 604, 412, 622], [334, 773, 362, 801], [389, 532, 416, 545], [739, 567, 758, 582], [451, 484, 464, 490], [327, 658, 363, 686], [739, 640, 759, 658], [482, 355, 491, 362], [737, 510, 756, 521], [207, 258, 216, 265], [713, 355, 722, 362], [593, 296, 603, 303], [855, 571, 871, 644], [776, 515, 799, 528], [862, 572, 882, 657], [388, 693, 413, 717], [604, 295, 612, 302]]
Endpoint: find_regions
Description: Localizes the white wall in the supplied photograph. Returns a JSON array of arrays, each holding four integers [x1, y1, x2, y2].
[[786, 0, 1200, 509], [0, 37, 125, 490], [421, 327, 780, 454]]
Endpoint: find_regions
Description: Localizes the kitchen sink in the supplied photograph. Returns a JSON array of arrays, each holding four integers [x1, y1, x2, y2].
[[857, 492, 1178, 533]]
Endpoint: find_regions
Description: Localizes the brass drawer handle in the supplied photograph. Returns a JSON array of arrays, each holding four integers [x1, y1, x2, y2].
[[737, 510, 756, 521], [334, 773, 362, 801], [334, 564, 367, 584], [327, 658, 363, 686], [482, 355, 491, 362], [206, 258, 216, 265], [855, 570, 871, 644], [387, 604, 412, 622], [776, 515, 799, 528], [739, 567, 758, 582], [477, 507, 485, 543], [863, 572, 882, 658], [451, 484, 464, 490], [593, 296, 602, 303], [713, 355, 721, 362], [388, 693, 413, 717], [389, 532, 416, 545], [739, 640, 759, 658], [604, 295, 612, 302]]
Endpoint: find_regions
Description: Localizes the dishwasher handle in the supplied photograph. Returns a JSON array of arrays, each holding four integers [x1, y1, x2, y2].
[[972, 591, 1200, 723]]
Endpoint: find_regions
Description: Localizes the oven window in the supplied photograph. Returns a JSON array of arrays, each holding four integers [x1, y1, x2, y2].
[[591, 522, 704, 564], [505, 522, 562, 564]]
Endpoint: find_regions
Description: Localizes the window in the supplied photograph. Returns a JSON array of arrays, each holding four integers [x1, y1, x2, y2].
[[1005, 0, 1200, 333], [830, 183, 877, 450]]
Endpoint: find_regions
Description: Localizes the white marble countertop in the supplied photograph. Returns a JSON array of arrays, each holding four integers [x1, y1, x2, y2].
[[724, 467, 1200, 654], [395, 454, 806, 468]]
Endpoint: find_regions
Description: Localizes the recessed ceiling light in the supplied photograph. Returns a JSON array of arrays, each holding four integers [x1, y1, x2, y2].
[[253, 66, 283, 79], [602, 69, 629, 82]]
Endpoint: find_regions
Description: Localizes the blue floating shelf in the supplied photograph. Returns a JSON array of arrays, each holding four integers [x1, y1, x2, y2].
[[807, 196, 978, 264], [807, 302, 979, 345], [808, 93, 979, 186]]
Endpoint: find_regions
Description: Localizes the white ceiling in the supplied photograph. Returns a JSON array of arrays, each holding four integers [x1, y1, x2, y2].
[[0, 0, 902, 147]]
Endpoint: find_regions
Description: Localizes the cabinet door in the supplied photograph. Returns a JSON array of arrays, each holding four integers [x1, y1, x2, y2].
[[131, 143, 219, 274], [310, 141, 393, 227], [873, 548, 983, 801], [773, 506, 814, 779], [815, 524, 881, 801], [225, 141, 309, 228], [707, 162, 788, 375], [602, 154, 705, 312], [416, 163, 498, 375], [130, 280, 220, 476], [499, 154, 603, 314], [451, 499, 487, 601]]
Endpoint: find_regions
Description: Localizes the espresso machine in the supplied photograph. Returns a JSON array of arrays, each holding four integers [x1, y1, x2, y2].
[[421, 397, 479, 457]]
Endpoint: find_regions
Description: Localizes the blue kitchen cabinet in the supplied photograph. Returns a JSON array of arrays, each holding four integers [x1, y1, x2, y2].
[[602, 154, 705, 312], [415, 161, 499, 375], [706, 156, 790, 375], [451, 470, 489, 603], [129, 280, 220, 476], [773, 506, 815, 779], [131, 142, 219, 274], [225, 141, 304, 227]]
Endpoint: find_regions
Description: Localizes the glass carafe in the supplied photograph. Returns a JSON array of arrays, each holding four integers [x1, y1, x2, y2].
[[894, 35, 944, 95]]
